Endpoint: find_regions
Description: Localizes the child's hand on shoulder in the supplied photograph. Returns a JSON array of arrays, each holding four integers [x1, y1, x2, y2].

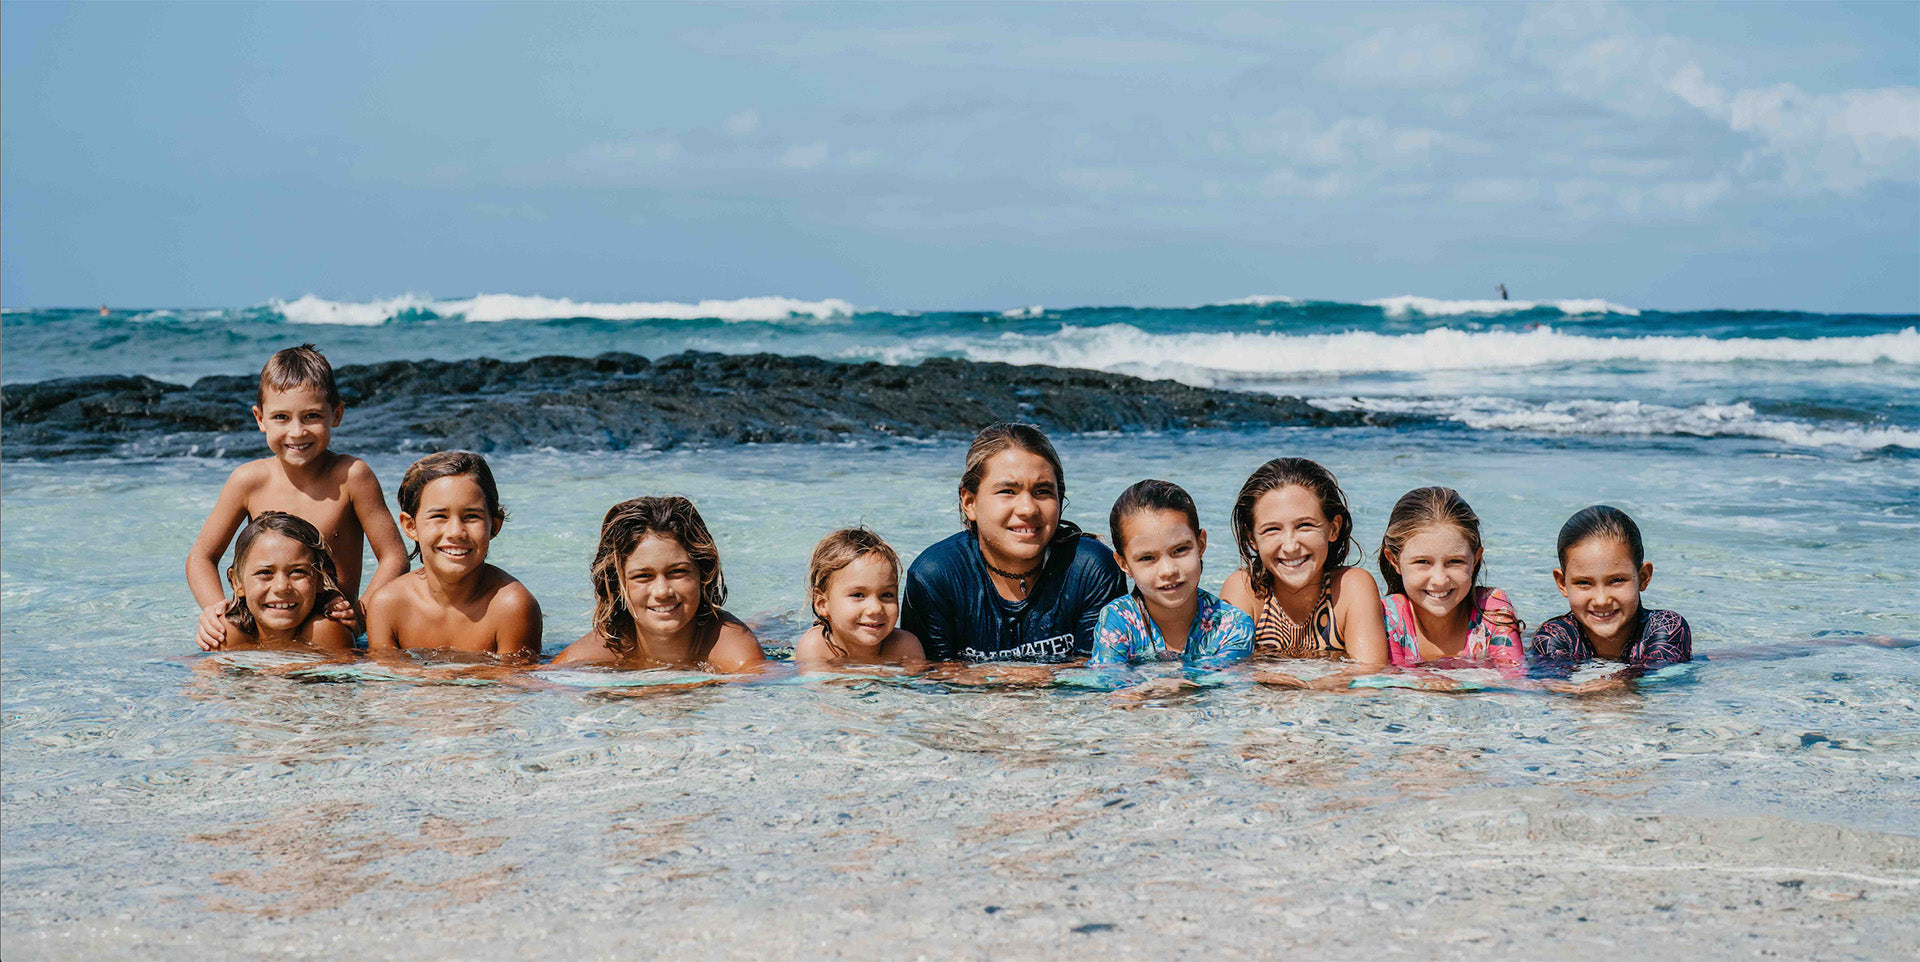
[[197, 602, 230, 651], [325, 597, 362, 635]]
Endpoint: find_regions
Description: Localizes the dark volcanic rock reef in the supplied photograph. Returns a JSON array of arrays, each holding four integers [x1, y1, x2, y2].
[[2, 351, 1400, 460]]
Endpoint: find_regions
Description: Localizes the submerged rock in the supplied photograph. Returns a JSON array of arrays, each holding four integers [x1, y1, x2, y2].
[[1, 351, 1403, 460]]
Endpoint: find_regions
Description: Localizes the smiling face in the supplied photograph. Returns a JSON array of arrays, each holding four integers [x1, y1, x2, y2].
[[1392, 525, 1479, 621], [1554, 536, 1653, 647], [233, 531, 321, 638], [620, 534, 704, 642], [1115, 508, 1206, 615], [814, 553, 900, 651], [252, 384, 342, 468], [961, 446, 1061, 569], [1250, 484, 1339, 595], [400, 474, 498, 578]]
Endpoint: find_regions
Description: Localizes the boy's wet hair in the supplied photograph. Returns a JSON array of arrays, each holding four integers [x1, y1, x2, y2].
[[589, 496, 728, 654], [258, 344, 340, 408], [1107, 479, 1201, 555], [1556, 504, 1645, 567], [806, 527, 901, 657], [1230, 457, 1357, 600], [957, 422, 1065, 533], [223, 511, 344, 635], [398, 451, 507, 561], [1378, 486, 1522, 633]]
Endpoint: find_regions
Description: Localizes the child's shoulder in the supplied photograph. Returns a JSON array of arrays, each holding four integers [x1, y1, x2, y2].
[[882, 626, 923, 660], [1477, 586, 1516, 610], [1331, 565, 1381, 599], [224, 456, 278, 487], [302, 617, 356, 652], [483, 567, 537, 606]]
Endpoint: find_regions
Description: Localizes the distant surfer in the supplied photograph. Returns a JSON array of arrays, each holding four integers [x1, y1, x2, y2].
[[1497, 284, 1508, 301], [99, 305, 110, 317]]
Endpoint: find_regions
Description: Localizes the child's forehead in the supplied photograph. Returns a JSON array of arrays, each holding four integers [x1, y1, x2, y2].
[[1563, 537, 1637, 570], [829, 553, 898, 585], [624, 532, 694, 566], [1253, 484, 1325, 519], [417, 473, 488, 502], [259, 382, 335, 408], [242, 530, 310, 561]]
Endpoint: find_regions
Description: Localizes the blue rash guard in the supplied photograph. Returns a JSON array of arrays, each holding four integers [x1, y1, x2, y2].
[[900, 523, 1127, 663]]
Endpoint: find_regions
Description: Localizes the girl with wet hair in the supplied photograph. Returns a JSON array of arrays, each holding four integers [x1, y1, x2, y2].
[[1220, 457, 1388, 666], [1530, 505, 1691, 677], [1088, 479, 1253, 669], [899, 422, 1126, 664], [553, 496, 767, 672], [1376, 487, 1523, 670], [213, 511, 354, 652]]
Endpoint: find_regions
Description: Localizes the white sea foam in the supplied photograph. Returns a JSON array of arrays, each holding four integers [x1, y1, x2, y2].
[[1365, 295, 1640, 317], [268, 293, 858, 325], [1209, 295, 1303, 307], [1001, 305, 1045, 319], [852, 323, 1920, 376], [273, 294, 436, 326], [1309, 395, 1920, 450]]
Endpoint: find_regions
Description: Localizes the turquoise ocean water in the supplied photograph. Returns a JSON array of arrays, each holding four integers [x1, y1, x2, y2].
[[3, 293, 1917, 956]]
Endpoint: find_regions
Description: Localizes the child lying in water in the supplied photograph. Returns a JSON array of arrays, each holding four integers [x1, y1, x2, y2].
[[1090, 480, 1253, 669], [1530, 504, 1693, 686], [214, 511, 355, 653], [794, 528, 925, 668], [554, 496, 767, 673], [364, 452, 542, 661]]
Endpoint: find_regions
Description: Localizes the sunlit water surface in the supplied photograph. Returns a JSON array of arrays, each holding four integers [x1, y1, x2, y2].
[[4, 430, 1917, 958]]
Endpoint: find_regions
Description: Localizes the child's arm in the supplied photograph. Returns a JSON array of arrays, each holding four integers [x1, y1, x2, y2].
[[1087, 602, 1134, 667], [1336, 568, 1389, 666], [363, 583, 403, 653], [185, 465, 257, 650], [490, 581, 543, 664], [346, 458, 410, 599]]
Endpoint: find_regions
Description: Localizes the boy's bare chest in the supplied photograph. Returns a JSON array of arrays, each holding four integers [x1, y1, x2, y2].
[[248, 478, 357, 539], [396, 595, 499, 652]]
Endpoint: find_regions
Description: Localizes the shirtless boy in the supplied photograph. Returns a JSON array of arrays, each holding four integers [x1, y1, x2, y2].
[[186, 344, 409, 649]]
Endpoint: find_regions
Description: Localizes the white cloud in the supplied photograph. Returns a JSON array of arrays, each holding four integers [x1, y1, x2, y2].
[[781, 141, 831, 169], [1519, 5, 1920, 195], [1317, 24, 1483, 88], [1229, 110, 1489, 170], [724, 110, 760, 136]]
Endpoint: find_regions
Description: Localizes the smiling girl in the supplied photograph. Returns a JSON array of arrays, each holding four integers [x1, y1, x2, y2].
[[553, 496, 767, 673], [364, 452, 542, 661], [1220, 458, 1388, 666], [1530, 505, 1692, 675], [900, 423, 1127, 664], [1376, 487, 1523, 670], [213, 511, 354, 652], [1090, 480, 1253, 669], [794, 528, 924, 668]]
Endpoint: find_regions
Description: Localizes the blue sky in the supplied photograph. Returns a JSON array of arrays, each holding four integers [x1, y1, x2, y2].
[[3, 2, 1916, 312]]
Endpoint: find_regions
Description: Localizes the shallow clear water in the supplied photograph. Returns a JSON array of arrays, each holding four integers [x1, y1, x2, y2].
[[4, 429, 1917, 957]]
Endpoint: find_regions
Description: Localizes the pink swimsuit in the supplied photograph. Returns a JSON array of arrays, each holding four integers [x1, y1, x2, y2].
[[1382, 586, 1522, 669]]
